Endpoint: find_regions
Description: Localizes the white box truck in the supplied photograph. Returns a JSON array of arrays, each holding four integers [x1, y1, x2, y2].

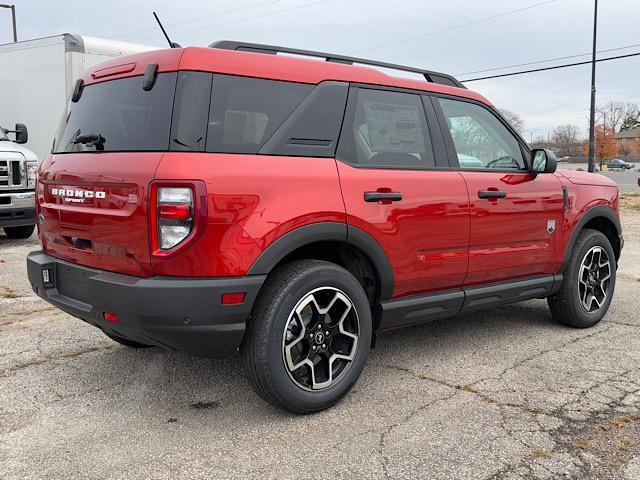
[[0, 34, 154, 238]]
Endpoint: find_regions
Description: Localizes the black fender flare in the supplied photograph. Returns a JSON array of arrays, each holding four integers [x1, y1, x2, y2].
[[560, 205, 622, 272], [246, 222, 394, 300]]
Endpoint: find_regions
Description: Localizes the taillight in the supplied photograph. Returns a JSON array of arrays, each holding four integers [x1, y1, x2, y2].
[[150, 181, 207, 258], [157, 187, 193, 250]]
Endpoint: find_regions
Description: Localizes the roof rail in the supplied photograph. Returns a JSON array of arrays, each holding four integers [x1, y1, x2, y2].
[[209, 40, 466, 89]]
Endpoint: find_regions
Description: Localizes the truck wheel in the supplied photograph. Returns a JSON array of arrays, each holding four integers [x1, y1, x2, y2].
[[103, 331, 152, 349], [548, 229, 616, 328], [3, 225, 35, 239], [241, 260, 372, 413]]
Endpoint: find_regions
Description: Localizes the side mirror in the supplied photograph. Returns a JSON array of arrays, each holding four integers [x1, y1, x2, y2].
[[14, 123, 28, 144], [531, 148, 557, 174]]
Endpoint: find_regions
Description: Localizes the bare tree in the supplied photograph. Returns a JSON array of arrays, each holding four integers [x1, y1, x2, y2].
[[498, 109, 525, 134], [595, 102, 639, 132], [551, 124, 581, 157]]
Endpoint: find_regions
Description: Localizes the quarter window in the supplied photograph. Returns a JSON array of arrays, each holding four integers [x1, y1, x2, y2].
[[344, 88, 434, 168], [170, 71, 212, 152], [437, 98, 525, 170], [206, 75, 313, 154]]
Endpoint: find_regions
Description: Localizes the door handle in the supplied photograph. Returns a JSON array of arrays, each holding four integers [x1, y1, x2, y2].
[[364, 191, 403, 202], [478, 190, 507, 199]]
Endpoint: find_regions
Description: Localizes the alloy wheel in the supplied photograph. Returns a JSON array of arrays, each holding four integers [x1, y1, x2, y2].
[[282, 287, 359, 391], [578, 246, 611, 314]]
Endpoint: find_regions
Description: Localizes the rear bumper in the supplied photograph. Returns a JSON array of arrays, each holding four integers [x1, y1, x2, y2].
[[0, 191, 36, 227], [27, 251, 265, 358]]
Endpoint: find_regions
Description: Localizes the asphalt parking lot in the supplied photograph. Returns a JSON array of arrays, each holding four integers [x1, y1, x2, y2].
[[1, 212, 639, 480]]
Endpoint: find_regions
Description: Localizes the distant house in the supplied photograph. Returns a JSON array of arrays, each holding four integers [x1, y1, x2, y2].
[[614, 127, 640, 156]]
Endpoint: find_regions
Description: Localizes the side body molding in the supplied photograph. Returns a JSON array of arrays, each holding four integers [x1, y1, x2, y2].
[[246, 222, 395, 300]]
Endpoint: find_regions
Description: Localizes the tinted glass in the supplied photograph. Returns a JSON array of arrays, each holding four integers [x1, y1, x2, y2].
[[0, 129, 8, 141], [53, 73, 177, 153], [170, 71, 212, 152], [438, 98, 525, 170], [170, 72, 213, 152], [206, 75, 312, 154], [346, 88, 434, 168]]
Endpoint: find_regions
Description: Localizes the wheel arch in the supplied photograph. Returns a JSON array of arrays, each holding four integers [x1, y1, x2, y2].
[[246, 222, 394, 301], [561, 205, 622, 272]]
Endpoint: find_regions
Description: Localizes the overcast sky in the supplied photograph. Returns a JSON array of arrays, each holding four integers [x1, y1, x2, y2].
[[2, 0, 638, 140]]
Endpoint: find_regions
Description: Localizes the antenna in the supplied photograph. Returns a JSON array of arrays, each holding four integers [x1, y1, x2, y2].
[[153, 12, 181, 48]]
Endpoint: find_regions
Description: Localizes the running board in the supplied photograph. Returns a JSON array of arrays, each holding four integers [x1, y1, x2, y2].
[[377, 275, 562, 331]]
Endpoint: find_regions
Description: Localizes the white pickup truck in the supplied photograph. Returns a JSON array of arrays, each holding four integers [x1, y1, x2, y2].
[[0, 124, 38, 239]]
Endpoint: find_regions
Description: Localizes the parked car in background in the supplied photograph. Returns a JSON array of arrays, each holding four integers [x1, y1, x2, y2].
[[27, 42, 623, 413], [602, 159, 635, 170], [0, 124, 38, 239]]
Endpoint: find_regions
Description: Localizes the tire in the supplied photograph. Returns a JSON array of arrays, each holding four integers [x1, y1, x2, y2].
[[3, 224, 35, 239], [241, 260, 372, 414], [103, 331, 152, 349], [548, 228, 616, 328]]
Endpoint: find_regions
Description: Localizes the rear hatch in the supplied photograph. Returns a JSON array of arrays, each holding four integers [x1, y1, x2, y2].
[[38, 153, 162, 276], [38, 53, 180, 277]]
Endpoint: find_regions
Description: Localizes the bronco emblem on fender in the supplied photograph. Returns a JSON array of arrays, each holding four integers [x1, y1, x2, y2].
[[547, 220, 556, 234]]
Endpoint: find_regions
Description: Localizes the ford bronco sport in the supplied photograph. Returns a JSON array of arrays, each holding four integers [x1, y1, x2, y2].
[[27, 42, 623, 413]]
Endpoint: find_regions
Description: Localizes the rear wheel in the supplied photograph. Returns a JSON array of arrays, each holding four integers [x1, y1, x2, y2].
[[103, 331, 152, 349], [3, 225, 35, 239], [548, 229, 616, 328], [241, 260, 372, 413]]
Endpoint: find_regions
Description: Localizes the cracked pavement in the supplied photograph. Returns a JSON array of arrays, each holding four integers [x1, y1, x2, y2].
[[1, 212, 640, 480]]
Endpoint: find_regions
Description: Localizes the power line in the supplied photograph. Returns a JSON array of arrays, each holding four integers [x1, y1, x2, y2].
[[171, 0, 328, 35], [457, 42, 640, 76], [351, 0, 556, 54], [114, 1, 281, 39], [125, 0, 328, 41], [460, 51, 640, 82]]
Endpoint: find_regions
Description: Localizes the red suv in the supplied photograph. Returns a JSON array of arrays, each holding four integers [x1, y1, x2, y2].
[[27, 42, 623, 413]]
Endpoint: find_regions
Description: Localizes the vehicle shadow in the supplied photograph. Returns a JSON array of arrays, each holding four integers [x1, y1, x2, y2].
[[57, 298, 565, 417]]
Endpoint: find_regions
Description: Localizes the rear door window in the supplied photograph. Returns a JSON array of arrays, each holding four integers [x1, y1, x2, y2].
[[206, 75, 313, 154], [339, 88, 435, 168], [53, 73, 177, 153]]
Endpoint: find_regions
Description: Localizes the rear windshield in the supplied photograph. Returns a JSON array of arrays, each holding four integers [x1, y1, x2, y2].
[[53, 74, 177, 153], [53, 72, 313, 154]]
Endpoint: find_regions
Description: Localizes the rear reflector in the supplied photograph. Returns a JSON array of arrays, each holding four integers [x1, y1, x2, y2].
[[103, 312, 120, 323], [221, 292, 246, 305]]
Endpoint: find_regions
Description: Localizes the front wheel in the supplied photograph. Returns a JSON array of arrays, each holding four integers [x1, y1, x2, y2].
[[3, 225, 35, 239], [548, 229, 616, 328], [241, 260, 372, 413]]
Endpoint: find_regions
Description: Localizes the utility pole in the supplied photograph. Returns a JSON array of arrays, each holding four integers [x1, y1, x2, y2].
[[587, 0, 598, 173], [0, 4, 17, 42], [526, 128, 539, 144]]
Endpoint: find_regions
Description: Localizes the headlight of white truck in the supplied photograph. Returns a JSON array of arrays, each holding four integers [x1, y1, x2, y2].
[[26, 161, 38, 188]]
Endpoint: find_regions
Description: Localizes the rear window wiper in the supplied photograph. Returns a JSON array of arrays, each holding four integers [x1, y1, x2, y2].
[[73, 132, 106, 151]]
